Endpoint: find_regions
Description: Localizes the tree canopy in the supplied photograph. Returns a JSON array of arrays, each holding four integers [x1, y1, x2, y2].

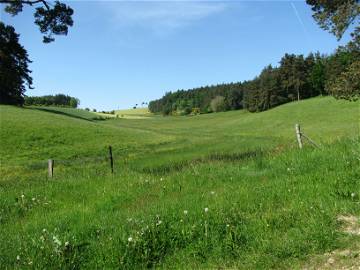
[[24, 94, 80, 107], [306, 0, 360, 40], [1, 0, 74, 43]]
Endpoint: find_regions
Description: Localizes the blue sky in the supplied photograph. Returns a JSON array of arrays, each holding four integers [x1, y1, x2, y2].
[[1, 0, 354, 110]]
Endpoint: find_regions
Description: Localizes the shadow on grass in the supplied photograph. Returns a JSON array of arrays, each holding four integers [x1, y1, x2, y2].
[[26, 107, 106, 122], [138, 150, 262, 175]]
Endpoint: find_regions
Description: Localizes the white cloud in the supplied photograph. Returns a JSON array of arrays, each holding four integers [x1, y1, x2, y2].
[[98, 1, 228, 34]]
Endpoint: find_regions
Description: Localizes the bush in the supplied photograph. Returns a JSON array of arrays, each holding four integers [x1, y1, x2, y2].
[[191, 107, 201, 115]]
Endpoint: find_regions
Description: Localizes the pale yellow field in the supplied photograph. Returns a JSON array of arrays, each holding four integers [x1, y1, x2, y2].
[[115, 107, 152, 119]]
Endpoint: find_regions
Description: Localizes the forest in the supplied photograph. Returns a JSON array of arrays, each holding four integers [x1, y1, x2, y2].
[[149, 43, 359, 115], [24, 94, 80, 108]]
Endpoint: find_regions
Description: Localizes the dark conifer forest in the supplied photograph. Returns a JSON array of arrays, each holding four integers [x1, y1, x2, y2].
[[149, 47, 359, 115]]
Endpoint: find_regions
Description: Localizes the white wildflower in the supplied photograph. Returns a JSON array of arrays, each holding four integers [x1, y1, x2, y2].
[[128, 237, 133, 242], [32, 197, 36, 201], [21, 194, 25, 199], [351, 193, 356, 198], [53, 235, 61, 246], [183, 210, 188, 215], [65, 241, 70, 247], [210, 191, 215, 195], [16, 255, 20, 261], [204, 207, 209, 213]]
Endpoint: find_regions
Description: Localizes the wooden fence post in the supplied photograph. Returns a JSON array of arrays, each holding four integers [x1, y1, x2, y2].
[[48, 159, 54, 178], [109, 146, 114, 173], [295, 124, 303, 149]]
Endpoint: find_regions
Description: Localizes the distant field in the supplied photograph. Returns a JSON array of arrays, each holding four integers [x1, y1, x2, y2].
[[115, 107, 152, 119], [0, 97, 359, 269], [95, 112, 117, 118]]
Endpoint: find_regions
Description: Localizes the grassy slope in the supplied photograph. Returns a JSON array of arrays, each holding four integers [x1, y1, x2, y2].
[[0, 97, 359, 269]]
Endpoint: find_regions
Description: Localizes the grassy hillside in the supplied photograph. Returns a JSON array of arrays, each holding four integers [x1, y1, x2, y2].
[[26, 106, 103, 121], [0, 97, 359, 269]]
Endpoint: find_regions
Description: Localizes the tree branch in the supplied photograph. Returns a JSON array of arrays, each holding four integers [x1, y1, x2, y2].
[[0, 0, 50, 10]]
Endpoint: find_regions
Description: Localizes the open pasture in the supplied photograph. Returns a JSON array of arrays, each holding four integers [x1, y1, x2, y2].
[[0, 97, 359, 269]]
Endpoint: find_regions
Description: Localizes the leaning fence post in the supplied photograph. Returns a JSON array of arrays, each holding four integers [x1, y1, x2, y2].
[[295, 124, 303, 149], [48, 159, 54, 178], [109, 146, 114, 174]]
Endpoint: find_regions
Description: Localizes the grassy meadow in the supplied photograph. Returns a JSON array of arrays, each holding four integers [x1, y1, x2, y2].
[[0, 96, 359, 269]]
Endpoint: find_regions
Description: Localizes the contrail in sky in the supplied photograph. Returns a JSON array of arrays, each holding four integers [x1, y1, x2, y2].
[[290, 2, 310, 40]]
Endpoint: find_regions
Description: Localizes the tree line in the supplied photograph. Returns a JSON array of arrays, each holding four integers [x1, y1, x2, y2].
[[24, 94, 80, 108], [149, 45, 359, 115], [1, 0, 359, 108]]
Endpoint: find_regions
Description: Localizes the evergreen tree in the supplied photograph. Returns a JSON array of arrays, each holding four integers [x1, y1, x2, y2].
[[0, 22, 32, 105]]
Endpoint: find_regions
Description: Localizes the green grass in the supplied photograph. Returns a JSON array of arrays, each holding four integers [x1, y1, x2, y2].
[[0, 97, 359, 269], [26, 106, 104, 121]]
